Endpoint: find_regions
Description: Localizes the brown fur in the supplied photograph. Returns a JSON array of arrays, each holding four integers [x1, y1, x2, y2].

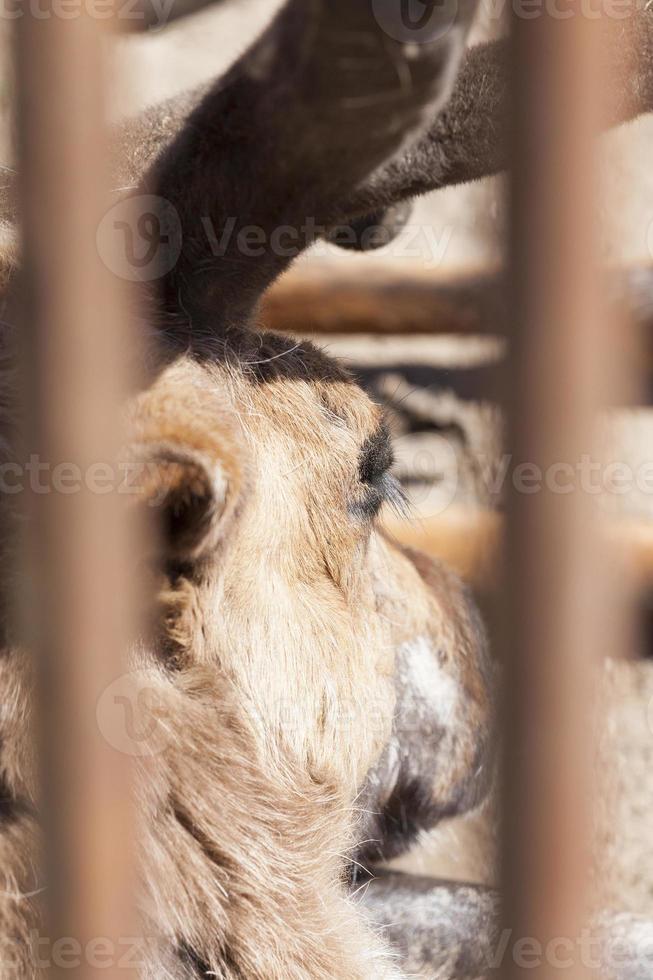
[[0, 324, 492, 977]]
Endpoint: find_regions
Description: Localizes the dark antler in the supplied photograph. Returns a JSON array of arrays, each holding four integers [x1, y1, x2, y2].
[[2, 7, 652, 252], [143, 0, 653, 329], [144, 0, 481, 326], [144, 0, 653, 327], [346, 6, 653, 215], [2, 4, 652, 318]]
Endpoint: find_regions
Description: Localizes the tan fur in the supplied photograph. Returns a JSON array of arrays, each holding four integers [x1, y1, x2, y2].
[[0, 320, 490, 977]]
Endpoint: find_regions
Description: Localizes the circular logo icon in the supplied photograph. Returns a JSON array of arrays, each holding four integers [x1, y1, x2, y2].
[[420, 432, 459, 516], [97, 669, 173, 757], [372, 0, 459, 44], [96, 194, 182, 283], [394, 432, 459, 516]]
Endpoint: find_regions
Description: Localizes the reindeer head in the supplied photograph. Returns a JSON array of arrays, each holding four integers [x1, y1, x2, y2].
[[122, 322, 493, 979]]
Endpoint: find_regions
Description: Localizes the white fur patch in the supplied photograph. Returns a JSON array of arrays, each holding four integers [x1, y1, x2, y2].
[[400, 635, 461, 728]]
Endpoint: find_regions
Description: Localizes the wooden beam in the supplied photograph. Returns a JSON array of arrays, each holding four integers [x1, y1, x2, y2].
[[261, 265, 506, 337], [259, 262, 653, 352], [383, 510, 653, 595]]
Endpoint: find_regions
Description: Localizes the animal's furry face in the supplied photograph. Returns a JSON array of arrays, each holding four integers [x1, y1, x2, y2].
[[0, 319, 492, 978], [134, 331, 408, 792], [51, 327, 477, 977], [131, 325, 493, 809]]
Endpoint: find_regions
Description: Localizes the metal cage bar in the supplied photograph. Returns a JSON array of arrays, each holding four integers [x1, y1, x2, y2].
[[501, 9, 630, 980], [16, 8, 139, 979]]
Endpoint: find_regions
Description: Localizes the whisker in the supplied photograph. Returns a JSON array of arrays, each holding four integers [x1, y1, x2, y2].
[[244, 342, 302, 366]]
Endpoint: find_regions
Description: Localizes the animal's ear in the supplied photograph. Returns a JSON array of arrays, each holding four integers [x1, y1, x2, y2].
[[136, 445, 237, 563]]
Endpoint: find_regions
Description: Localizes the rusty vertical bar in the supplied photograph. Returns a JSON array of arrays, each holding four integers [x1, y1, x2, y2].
[[16, 8, 138, 980], [502, 6, 620, 980]]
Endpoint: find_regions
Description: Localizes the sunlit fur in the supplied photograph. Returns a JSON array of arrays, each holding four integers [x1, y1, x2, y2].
[[0, 317, 492, 977]]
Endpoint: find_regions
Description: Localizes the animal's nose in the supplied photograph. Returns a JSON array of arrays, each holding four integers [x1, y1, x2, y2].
[[397, 544, 495, 812], [357, 541, 494, 864]]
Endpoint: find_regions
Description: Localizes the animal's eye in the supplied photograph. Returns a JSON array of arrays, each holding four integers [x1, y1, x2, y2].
[[358, 427, 395, 488], [352, 424, 406, 521]]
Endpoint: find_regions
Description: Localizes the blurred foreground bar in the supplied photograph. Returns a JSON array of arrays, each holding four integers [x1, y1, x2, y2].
[[17, 6, 139, 979], [501, 8, 633, 980]]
